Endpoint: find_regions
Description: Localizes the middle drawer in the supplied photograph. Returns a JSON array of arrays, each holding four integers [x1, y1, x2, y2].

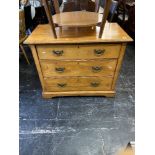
[[40, 60, 117, 77]]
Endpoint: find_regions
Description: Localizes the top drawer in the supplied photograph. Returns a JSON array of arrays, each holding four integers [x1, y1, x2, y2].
[[37, 44, 121, 60]]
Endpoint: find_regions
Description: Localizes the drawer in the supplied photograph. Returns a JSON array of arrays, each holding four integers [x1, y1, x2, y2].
[[37, 44, 121, 60], [40, 60, 117, 77], [44, 77, 113, 91]]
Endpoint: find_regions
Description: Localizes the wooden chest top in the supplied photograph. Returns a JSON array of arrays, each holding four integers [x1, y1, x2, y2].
[[24, 23, 132, 45]]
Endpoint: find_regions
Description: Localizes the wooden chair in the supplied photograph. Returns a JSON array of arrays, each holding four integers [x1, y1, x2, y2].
[[55, 0, 101, 13], [98, 0, 118, 22], [19, 9, 30, 64], [59, 0, 96, 12], [108, 0, 118, 22], [42, 0, 112, 38], [116, 0, 129, 25], [126, 4, 135, 38]]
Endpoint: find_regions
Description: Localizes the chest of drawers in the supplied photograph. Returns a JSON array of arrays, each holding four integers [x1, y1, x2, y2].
[[24, 23, 132, 98]]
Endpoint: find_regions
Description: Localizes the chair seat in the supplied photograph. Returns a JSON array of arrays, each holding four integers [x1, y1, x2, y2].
[[52, 11, 103, 27]]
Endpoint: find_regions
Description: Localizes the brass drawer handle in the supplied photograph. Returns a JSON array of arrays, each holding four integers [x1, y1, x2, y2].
[[57, 83, 67, 88], [90, 82, 100, 87], [55, 67, 65, 73], [52, 50, 64, 56], [94, 49, 105, 56], [92, 66, 103, 72]]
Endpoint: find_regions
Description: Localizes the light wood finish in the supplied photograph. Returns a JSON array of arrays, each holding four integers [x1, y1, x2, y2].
[[42, 90, 116, 98], [40, 59, 117, 77], [37, 44, 121, 60], [30, 45, 45, 90], [44, 76, 113, 91], [24, 23, 132, 44], [112, 43, 126, 89], [52, 11, 103, 27], [42, 0, 57, 38], [24, 24, 132, 98], [99, 0, 112, 38], [118, 148, 134, 155]]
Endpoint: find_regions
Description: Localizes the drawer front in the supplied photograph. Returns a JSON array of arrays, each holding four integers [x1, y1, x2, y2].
[[40, 60, 117, 77], [44, 77, 113, 91], [37, 44, 121, 60]]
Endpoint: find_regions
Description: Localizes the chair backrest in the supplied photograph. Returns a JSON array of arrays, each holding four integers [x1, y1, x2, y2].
[[53, 0, 60, 13], [62, 0, 97, 12], [42, 0, 112, 38], [98, 0, 118, 22], [52, 0, 99, 13]]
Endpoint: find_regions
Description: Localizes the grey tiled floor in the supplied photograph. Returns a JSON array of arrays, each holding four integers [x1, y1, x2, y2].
[[19, 44, 135, 155]]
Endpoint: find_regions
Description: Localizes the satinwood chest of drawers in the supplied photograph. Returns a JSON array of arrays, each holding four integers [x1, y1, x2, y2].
[[24, 23, 132, 98]]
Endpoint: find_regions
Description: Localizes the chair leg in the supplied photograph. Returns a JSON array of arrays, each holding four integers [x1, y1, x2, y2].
[[20, 44, 30, 65]]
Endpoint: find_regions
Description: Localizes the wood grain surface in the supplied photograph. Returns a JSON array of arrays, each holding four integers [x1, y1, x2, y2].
[[44, 76, 113, 91], [52, 11, 103, 27], [40, 59, 117, 77], [24, 23, 133, 44], [37, 44, 121, 60]]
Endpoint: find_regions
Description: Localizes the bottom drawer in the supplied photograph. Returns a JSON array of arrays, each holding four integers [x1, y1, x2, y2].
[[44, 77, 113, 91]]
